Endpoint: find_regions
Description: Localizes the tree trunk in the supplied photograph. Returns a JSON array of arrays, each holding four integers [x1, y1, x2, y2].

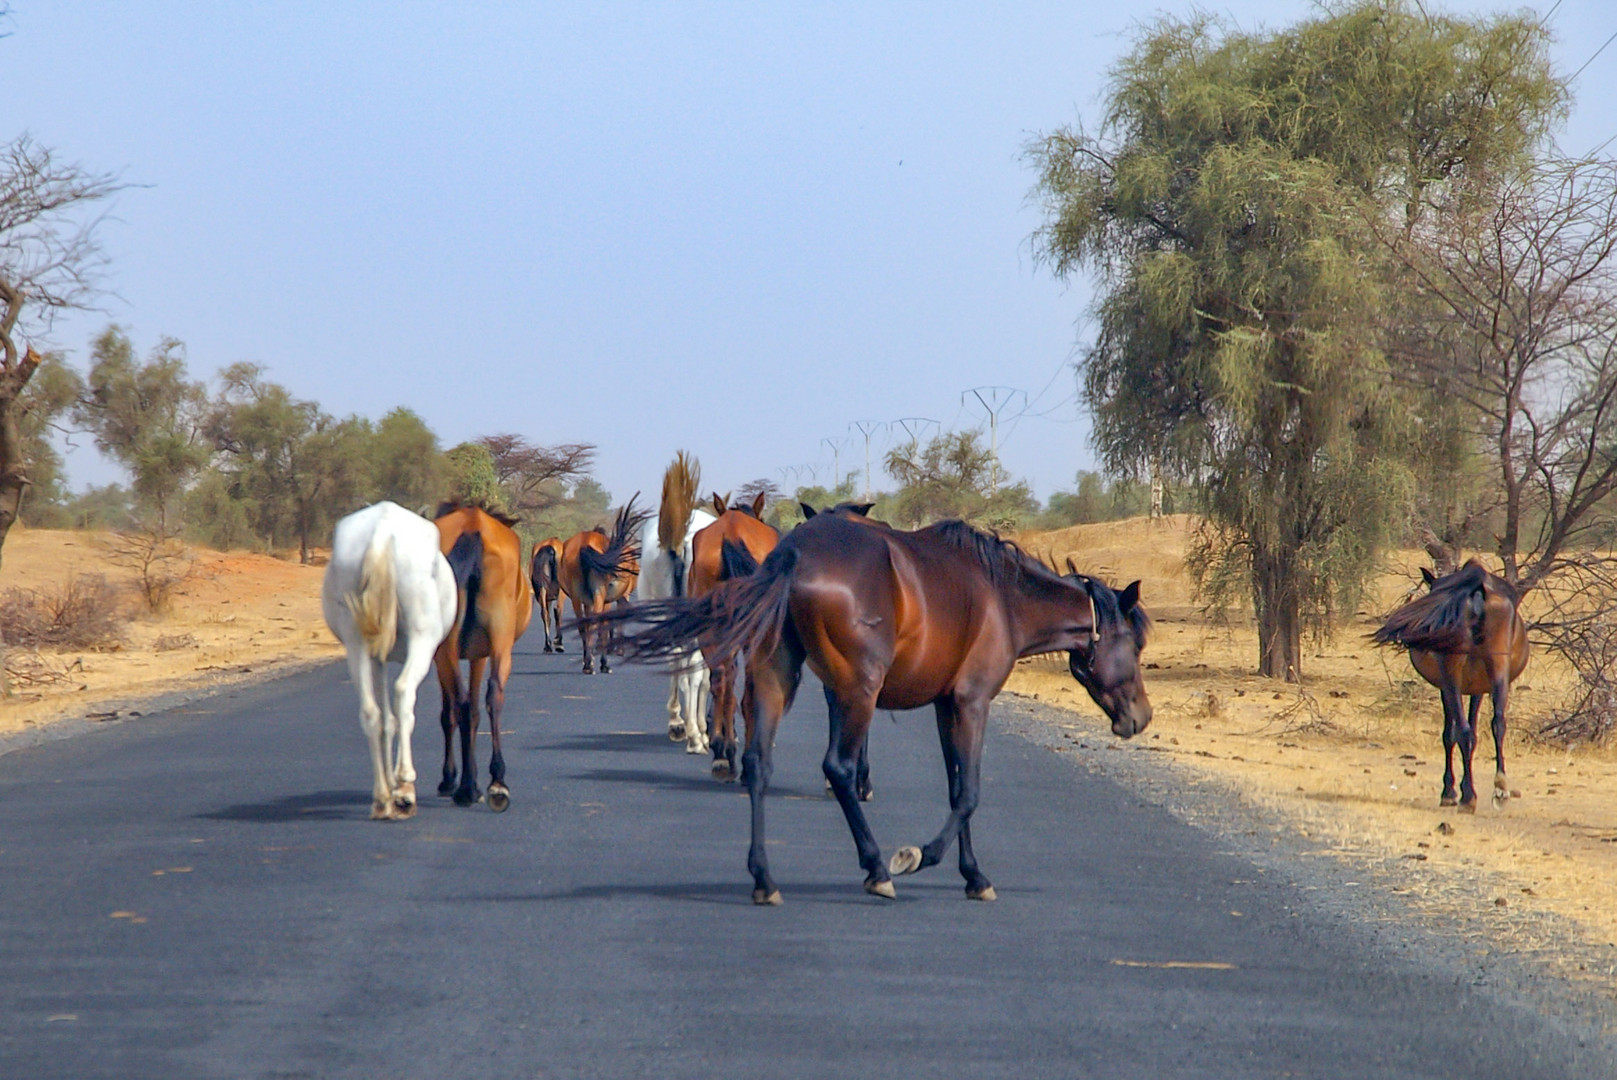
[[1149, 455, 1164, 520], [1252, 541, 1302, 681]]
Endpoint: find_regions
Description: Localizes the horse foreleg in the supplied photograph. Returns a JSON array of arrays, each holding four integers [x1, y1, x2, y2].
[[892, 695, 993, 900], [540, 592, 556, 653], [743, 644, 802, 905], [434, 648, 461, 797], [551, 593, 565, 651], [486, 648, 513, 813], [454, 656, 486, 807], [710, 659, 739, 781]]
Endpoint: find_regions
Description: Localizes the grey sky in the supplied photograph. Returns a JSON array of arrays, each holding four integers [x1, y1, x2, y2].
[[10, 2, 1617, 504]]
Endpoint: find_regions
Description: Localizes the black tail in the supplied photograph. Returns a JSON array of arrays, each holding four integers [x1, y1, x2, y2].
[[531, 544, 558, 596], [1371, 562, 1489, 652], [446, 530, 485, 657], [579, 493, 651, 597], [719, 536, 759, 581], [591, 544, 800, 668]]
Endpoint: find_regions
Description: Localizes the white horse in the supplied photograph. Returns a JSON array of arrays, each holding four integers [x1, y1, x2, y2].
[[635, 453, 716, 754], [323, 501, 457, 820]]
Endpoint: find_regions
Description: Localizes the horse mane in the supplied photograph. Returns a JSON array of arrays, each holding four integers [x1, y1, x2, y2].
[[1073, 573, 1152, 648], [433, 499, 520, 529], [1372, 559, 1509, 651], [658, 451, 700, 553], [922, 519, 1065, 597]]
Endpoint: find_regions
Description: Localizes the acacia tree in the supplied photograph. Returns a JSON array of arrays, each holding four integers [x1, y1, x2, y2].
[[1027, 2, 1561, 679], [883, 430, 1037, 529], [476, 433, 594, 517], [0, 135, 123, 561]]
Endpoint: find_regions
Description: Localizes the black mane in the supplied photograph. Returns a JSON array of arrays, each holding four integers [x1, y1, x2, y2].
[[923, 519, 1067, 596], [1372, 560, 1510, 651]]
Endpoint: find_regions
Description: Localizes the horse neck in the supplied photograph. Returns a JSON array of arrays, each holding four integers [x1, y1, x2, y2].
[[1002, 573, 1090, 657]]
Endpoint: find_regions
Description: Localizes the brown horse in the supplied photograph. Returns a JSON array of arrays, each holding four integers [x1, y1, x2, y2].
[[433, 503, 534, 812], [603, 513, 1152, 904], [1372, 559, 1529, 811], [688, 491, 778, 780], [559, 496, 648, 674], [530, 537, 566, 652]]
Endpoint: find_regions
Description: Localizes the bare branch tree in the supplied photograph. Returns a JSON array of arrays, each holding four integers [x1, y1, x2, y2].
[[475, 434, 595, 515], [0, 134, 125, 559]]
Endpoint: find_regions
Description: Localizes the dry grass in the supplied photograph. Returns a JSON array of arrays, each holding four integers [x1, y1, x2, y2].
[[0, 573, 127, 650], [1011, 514, 1617, 992], [0, 525, 342, 731]]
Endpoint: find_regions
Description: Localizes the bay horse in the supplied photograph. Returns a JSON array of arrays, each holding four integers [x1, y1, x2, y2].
[[1372, 559, 1529, 811], [688, 490, 779, 780], [322, 501, 457, 820], [433, 502, 534, 812], [634, 452, 717, 752], [603, 513, 1152, 904], [530, 537, 566, 652], [559, 496, 649, 674]]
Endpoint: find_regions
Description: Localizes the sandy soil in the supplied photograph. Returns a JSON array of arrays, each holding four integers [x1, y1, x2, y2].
[[0, 526, 342, 738], [1011, 515, 1617, 994]]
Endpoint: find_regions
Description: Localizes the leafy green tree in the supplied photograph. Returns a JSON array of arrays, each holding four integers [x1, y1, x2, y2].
[[1027, 2, 1562, 679], [884, 430, 1038, 530], [75, 327, 209, 530], [443, 441, 503, 511], [63, 483, 134, 531], [370, 407, 444, 511], [204, 363, 374, 563], [525, 475, 612, 543], [16, 349, 82, 524]]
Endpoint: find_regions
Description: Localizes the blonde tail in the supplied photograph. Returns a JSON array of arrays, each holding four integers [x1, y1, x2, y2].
[[347, 534, 398, 661]]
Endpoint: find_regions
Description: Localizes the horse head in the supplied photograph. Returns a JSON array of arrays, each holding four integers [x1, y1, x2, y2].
[[1064, 561, 1153, 738]]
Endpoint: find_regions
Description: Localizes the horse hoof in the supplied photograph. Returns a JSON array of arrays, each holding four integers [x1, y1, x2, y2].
[[370, 801, 395, 821], [543, 645, 554, 654], [858, 787, 874, 803], [1459, 800, 1478, 815], [1439, 794, 1458, 807], [889, 846, 923, 876], [711, 760, 734, 782], [453, 787, 483, 808], [488, 784, 510, 813], [966, 884, 997, 902], [865, 878, 897, 899], [668, 723, 686, 742], [753, 889, 783, 906]]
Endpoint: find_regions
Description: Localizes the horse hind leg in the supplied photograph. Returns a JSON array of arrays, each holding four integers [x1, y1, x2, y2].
[[710, 661, 739, 781], [1490, 675, 1512, 806], [820, 684, 894, 898], [486, 647, 513, 813], [1456, 688, 1481, 813], [743, 642, 803, 905], [453, 656, 486, 807], [434, 649, 460, 797], [1439, 681, 1461, 807], [351, 650, 396, 820]]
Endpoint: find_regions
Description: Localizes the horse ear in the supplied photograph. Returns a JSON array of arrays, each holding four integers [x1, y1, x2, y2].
[[712, 493, 727, 516], [1119, 580, 1141, 612], [853, 503, 874, 516], [1421, 567, 1437, 586], [1065, 556, 1079, 576], [752, 491, 768, 517], [800, 502, 817, 520]]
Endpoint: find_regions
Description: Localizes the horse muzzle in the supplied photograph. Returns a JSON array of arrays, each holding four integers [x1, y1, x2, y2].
[[1110, 700, 1152, 739]]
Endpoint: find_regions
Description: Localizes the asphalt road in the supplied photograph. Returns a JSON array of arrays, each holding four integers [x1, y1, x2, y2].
[[1, 637, 1612, 1079]]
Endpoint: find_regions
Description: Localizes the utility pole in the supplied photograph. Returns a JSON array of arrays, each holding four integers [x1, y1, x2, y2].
[[890, 416, 939, 450], [850, 420, 884, 500], [962, 387, 1026, 492], [821, 437, 851, 491]]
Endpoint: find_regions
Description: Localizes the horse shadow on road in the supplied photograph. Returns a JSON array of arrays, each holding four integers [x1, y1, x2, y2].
[[570, 765, 822, 800], [198, 788, 371, 822], [441, 879, 948, 907]]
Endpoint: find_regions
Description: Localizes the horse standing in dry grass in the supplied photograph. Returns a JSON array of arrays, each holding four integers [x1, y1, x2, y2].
[[530, 537, 566, 652], [603, 513, 1152, 904], [433, 503, 533, 812], [559, 497, 649, 674], [1373, 559, 1529, 811], [688, 491, 778, 780], [323, 502, 457, 820]]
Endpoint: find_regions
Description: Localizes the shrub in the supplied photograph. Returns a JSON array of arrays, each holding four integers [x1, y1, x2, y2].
[[0, 574, 127, 650]]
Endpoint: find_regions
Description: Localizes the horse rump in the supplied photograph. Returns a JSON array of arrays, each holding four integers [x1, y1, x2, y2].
[[445, 530, 485, 657]]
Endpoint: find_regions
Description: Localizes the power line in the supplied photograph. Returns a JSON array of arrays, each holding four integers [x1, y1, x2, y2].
[[1570, 28, 1617, 83]]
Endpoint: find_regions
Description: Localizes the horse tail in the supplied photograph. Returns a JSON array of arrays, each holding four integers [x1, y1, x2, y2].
[[719, 535, 759, 581], [658, 451, 700, 555], [531, 542, 558, 597], [446, 530, 484, 656], [602, 544, 800, 668], [347, 532, 398, 662], [1371, 562, 1488, 652], [580, 494, 650, 596]]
